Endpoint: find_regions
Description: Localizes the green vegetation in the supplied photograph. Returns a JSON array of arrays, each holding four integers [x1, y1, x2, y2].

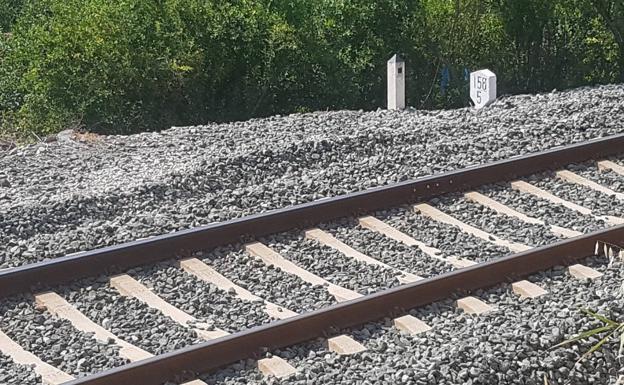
[[545, 242, 624, 383], [0, 0, 622, 136], [554, 308, 624, 364]]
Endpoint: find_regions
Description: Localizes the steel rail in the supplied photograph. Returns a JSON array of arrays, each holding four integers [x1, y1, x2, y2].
[[65, 224, 624, 385], [1, 133, 623, 298]]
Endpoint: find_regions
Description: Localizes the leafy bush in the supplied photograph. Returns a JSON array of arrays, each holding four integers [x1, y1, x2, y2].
[[0, 0, 23, 32], [0, 0, 621, 136], [0, 0, 290, 134]]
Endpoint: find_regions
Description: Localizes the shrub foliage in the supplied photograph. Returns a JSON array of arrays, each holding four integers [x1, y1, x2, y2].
[[0, 0, 622, 135]]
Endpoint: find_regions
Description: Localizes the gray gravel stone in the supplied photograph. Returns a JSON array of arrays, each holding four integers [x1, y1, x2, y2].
[[264, 231, 401, 295], [432, 194, 561, 246], [0, 353, 41, 385], [2, 85, 624, 269], [319, 218, 454, 277], [202, 255, 622, 385], [529, 172, 624, 218], [0, 295, 127, 377], [129, 262, 273, 332], [481, 183, 607, 233], [378, 207, 510, 262], [566, 161, 624, 194], [64, 282, 203, 355], [202, 246, 337, 313]]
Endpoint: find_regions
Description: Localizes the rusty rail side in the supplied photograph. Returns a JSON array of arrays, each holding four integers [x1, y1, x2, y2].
[[64, 224, 624, 385], [0, 133, 623, 298]]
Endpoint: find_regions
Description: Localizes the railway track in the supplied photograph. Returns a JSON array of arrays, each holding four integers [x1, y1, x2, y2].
[[2, 133, 624, 385]]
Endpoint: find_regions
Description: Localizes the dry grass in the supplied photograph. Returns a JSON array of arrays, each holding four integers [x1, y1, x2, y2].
[[72, 131, 103, 143]]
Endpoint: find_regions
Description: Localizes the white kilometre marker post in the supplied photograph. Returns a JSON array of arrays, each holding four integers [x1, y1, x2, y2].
[[470, 69, 496, 109], [387, 54, 405, 110]]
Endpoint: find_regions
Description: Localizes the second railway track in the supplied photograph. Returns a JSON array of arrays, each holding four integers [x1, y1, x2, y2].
[[2, 133, 624, 385]]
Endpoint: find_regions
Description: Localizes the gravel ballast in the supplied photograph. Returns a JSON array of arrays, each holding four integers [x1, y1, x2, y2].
[[319, 218, 454, 277], [0, 296, 127, 377], [202, 246, 338, 313], [2, 85, 624, 269], [481, 183, 608, 233], [0, 353, 41, 385], [566, 161, 624, 195], [130, 262, 273, 332], [201, 255, 622, 385], [64, 282, 203, 355], [379, 207, 511, 262], [529, 172, 624, 218], [264, 231, 401, 295], [432, 194, 562, 246]]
